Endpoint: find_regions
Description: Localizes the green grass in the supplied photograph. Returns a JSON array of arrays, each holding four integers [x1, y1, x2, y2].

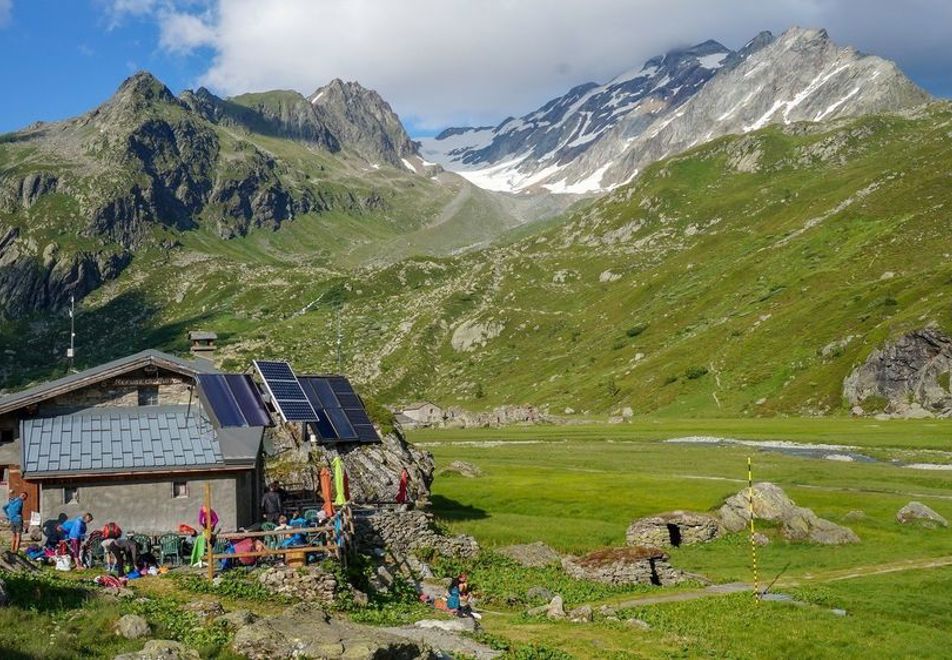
[[410, 421, 952, 657]]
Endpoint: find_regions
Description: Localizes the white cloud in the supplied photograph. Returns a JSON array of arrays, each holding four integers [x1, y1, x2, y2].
[[0, 0, 12, 27], [127, 0, 952, 132]]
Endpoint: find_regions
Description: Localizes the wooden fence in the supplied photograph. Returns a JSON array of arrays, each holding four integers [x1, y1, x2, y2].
[[201, 483, 354, 579]]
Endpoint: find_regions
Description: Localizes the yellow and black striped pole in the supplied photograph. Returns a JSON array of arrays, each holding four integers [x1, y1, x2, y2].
[[748, 456, 760, 602]]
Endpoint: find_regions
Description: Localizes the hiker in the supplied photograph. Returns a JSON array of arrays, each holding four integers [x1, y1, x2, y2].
[[261, 483, 282, 523], [60, 513, 93, 562], [2, 492, 27, 554], [106, 537, 139, 577], [396, 468, 409, 505], [198, 504, 219, 533], [100, 521, 123, 571], [446, 576, 463, 613]]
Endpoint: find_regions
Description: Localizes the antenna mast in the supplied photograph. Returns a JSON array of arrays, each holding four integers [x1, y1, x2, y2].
[[336, 305, 342, 373], [66, 296, 76, 371]]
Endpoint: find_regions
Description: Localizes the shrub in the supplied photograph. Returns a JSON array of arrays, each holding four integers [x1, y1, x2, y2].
[[938, 372, 951, 393], [611, 339, 626, 350], [685, 366, 709, 380], [625, 324, 647, 338], [663, 375, 678, 385], [860, 394, 889, 412]]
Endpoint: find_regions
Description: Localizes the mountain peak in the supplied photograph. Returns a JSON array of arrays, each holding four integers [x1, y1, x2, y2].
[[114, 71, 178, 106]]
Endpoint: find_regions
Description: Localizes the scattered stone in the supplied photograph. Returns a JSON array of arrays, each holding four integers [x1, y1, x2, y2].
[[626, 511, 721, 548], [498, 541, 562, 568], [415, 617, 477, 633], [562, 547, 684, 586], [568, 605, 593, 623], [719, 483, 860, 544], [545, 595, 566, 620], [752, 532, 770, 546], [526, 586, 555, 602], [218, 610, 258, 629], [843, 510, 866, 522], [116, 614, 151, 640], [626, 618, 651, 630], [258, 565, 339, 604], [439, 460, 483, 478], [597, 605, 617, 618], [232, 603, 427, 660], [831, 608, 848, 617], [114, 639, 200, 660], [182, 599, 224, 621], [896, 501, 949, 528], [526, 605, 548, 617]]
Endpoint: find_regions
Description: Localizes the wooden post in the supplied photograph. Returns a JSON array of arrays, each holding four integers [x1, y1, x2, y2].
[[204, 482, 214, 581]]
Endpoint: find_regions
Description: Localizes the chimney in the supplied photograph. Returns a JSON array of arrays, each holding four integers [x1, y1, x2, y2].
[[188, 330, 217, 356]]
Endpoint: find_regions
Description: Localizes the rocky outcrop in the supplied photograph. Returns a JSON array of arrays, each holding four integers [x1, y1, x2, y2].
[[719, 482, 860, 544], [896, 501, 948, 528], [442, 405, 547, 428], [843, 328, 952, 416], [230, 602, 430, 660], [114, 640, 200, 660], [258, 565, 339, 604], [561, 546, 684, 586], [497, 542, 562, 568], [438, 460, 483, 478], [355, 508, 479, 558], [115, 614, 151, 640], [384, 620, 498, 660], [626, 511, 721, 548]]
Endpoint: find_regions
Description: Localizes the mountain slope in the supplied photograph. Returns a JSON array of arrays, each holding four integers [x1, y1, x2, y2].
[[11, 101, 952, 418], [421, 27, 928, 195]]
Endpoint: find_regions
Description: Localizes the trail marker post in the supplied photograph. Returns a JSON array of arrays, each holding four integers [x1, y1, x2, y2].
[[748, 456, 760, 602]]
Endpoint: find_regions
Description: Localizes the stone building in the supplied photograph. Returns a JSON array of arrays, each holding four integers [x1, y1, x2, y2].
[[0, 349, 268, 533], [394, 402, 444, 428]]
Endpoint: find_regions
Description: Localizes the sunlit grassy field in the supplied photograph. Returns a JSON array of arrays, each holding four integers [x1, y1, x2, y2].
[[411, 419, 952, 658]]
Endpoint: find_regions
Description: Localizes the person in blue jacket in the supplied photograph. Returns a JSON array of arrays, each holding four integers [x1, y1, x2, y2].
[[59, 512, 94, 563], [2, 492, 27, 554]]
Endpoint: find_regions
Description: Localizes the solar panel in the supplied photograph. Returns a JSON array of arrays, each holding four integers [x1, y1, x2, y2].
[[224, 375, 272, 427], [196, 374, 245, 427], [298, 375, 380, 443], [252, 359, 318, 423]]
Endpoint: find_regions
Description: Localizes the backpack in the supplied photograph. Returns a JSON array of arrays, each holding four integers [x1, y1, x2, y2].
[[102, 522, 122, 539]]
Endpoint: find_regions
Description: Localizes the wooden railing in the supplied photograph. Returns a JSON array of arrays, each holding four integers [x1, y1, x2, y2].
[[201, 484, 354, 579]]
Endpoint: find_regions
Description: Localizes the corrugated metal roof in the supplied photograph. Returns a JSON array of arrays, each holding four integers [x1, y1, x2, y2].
[[20, 405, 225, 476], [0, 349, 218, 416]]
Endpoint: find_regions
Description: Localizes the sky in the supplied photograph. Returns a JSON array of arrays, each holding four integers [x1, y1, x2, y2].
[[1, 0, 951, 137]]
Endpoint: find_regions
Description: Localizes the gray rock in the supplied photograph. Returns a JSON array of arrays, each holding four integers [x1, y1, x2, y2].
[[498, 542, 562, 568], [626, 618, 651, 630], [438, 460, 483, 478], [218, 609, 258, 629], [386, 624, 501, 659], [843, 328, 952, 416], [525, 605, 548, 617], [719, 482, 860, 544], [752, 532, 770, 546], [626, 511, 721, 548], [896, 501, 949, 528], [545, 595, 566, 620], [597, 605, 617, 618], [568, 605, 593, 623], [182, 599, 224, 621], [561, 547, 684, 586], [843, 510, 866, 522], [526, 586, 555, 602], [0, 578, 7, 607], [232, 603, 427, 660], [116, 614, 151, 640], [114, 639, 200, 660], [415, 617, 477, 632]]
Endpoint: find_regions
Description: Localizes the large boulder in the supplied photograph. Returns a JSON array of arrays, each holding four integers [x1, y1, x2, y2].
[[113, 640, 200, 660], [896, 501, 948, 528], [719, 483, 859, 544], [497, 542, 562, 567], [561, 546, 684, 586], [626, 511, 721, 548], [231, 603, 429, 660], [115, 614, 151, 640], [843, 328, 952, 416], [385, 622, 499, 659]]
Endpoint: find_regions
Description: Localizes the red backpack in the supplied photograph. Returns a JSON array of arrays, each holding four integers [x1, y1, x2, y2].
[[102, 522, 122, 539]]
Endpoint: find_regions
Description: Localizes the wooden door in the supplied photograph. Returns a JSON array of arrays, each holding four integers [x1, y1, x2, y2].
[[7, 468, 39, 521]]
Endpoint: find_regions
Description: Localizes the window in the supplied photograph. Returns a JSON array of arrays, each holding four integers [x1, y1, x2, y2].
[[64, 486, 79, 504], [138, 385, 159, 406], [0, 429, 12, 444], [172, 481, 188, 498], [0, 466, 7, 484]]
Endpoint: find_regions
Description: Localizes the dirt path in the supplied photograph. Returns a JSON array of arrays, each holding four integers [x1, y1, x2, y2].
[[586, 556, 952, 610]]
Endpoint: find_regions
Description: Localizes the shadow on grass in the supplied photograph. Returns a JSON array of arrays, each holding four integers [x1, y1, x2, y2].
[[430, 494, 488, 522]]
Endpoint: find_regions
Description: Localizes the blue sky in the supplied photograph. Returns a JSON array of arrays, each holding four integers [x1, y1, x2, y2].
[[1, 1, 951, 137]]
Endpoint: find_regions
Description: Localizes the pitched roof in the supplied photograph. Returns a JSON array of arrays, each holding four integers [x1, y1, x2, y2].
[[20, 405, 226, 477], [0, 349, 218, 416]]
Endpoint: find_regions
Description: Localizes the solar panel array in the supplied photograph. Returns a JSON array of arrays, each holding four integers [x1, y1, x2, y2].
[[299, 376, 380, 443], [253, 360, 318, 423], [195, 374, 272, 428]]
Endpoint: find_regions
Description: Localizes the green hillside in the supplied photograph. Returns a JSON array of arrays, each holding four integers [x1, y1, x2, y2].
[[5, 103, 952, 417]]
